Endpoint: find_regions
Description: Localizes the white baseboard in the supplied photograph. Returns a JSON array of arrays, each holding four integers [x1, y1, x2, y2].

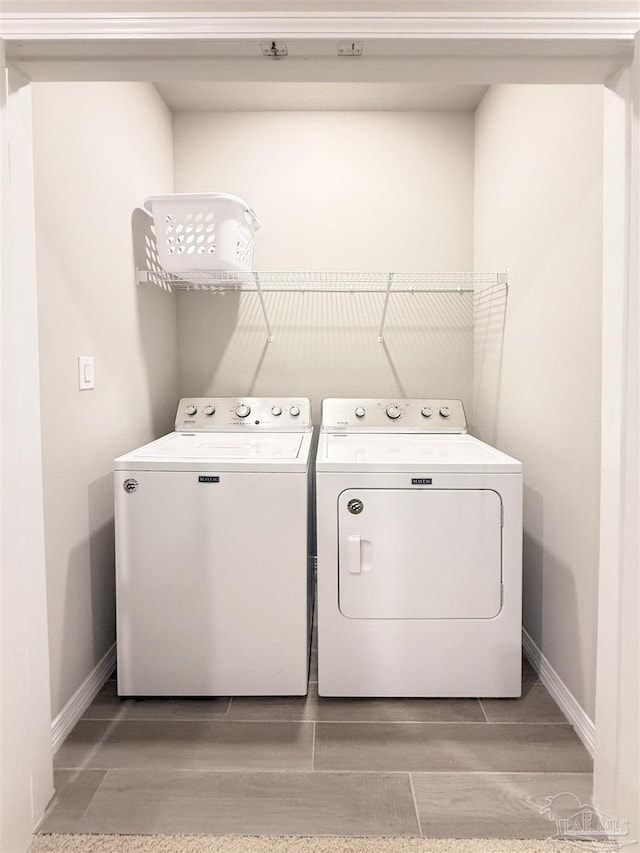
[[51, 643, 116, 754], [522, 628, 595, 757]]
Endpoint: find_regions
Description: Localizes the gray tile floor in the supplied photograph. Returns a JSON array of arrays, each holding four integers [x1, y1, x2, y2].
[[43, 631, 593, 839]]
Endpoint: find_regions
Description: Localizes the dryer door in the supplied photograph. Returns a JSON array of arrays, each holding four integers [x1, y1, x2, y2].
[[338, 489, 502, 619]]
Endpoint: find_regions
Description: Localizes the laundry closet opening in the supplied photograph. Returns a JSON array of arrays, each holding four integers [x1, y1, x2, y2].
[[30, 77, 603, 828]]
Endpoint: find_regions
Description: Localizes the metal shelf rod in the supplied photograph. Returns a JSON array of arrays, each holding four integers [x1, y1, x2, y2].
[[161, 287, 475, 294], [136, 272, 477, 294]]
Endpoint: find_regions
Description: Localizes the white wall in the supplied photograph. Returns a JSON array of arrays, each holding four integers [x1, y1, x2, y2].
[[1, 63, 54, 853], [474, 85, 603, 721], [173, 111, 475, 418], [32, 82, 177, 719], [594, 62, 640, 846]]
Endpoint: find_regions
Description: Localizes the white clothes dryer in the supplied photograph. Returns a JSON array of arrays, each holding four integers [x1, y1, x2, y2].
[[114, 397, 313, 697], [316, 398, 522, 698]]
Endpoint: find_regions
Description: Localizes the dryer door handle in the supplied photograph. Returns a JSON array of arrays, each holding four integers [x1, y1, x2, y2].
[[347, 535, 362, 574]]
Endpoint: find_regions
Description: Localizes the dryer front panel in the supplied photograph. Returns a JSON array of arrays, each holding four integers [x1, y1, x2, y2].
[[338, 489, 502, 620]]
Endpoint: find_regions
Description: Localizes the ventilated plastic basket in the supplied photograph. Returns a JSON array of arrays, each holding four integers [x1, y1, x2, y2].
[[144, 193, 261, 277]]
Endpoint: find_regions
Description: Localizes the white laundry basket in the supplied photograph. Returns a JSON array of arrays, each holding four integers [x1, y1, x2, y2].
[[144, 193, 261, 276]]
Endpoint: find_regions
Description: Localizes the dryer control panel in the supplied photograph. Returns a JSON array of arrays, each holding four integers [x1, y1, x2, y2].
[[321, 399, 467, 433], [175, 397, 312, 431]]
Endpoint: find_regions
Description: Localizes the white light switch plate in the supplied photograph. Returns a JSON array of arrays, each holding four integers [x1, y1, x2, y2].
[[78, 356, 95, 390]]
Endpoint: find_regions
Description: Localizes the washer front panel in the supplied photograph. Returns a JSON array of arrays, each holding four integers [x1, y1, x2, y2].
[[116, 469, 310, 696]]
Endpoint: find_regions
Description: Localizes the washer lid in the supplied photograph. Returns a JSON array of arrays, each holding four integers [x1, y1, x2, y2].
[[317, 433, 521, 473], [115, 431, 312, 473]]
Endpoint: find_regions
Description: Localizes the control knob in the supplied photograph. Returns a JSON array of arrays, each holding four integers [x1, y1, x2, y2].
[[271, 406, 282, 416], [290, 406, 301, 417], [386, 405, 402, 420], [355, 407, 366, 418], [236, 404, 251, 418], [421, 407, 433, 418], [185, 404, 197, 416], [203, 405, 215, 416], [439, 406, 451, 418]]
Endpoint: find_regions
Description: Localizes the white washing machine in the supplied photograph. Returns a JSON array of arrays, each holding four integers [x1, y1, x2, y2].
[[114, 397, 313, 697], [316, 398, 523, 698]]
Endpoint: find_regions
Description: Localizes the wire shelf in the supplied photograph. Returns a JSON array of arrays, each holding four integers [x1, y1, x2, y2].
[[135, 268, 508, 342]]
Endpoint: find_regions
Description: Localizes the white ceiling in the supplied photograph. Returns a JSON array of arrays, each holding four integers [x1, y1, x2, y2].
[[155, 81, 489, 112]]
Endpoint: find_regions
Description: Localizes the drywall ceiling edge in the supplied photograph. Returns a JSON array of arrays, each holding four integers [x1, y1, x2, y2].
[[153, 81, 490, 112]]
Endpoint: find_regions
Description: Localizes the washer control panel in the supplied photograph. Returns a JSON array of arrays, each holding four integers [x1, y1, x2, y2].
[[321, 399, 467, 433], [175, 398, 312, 431]]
